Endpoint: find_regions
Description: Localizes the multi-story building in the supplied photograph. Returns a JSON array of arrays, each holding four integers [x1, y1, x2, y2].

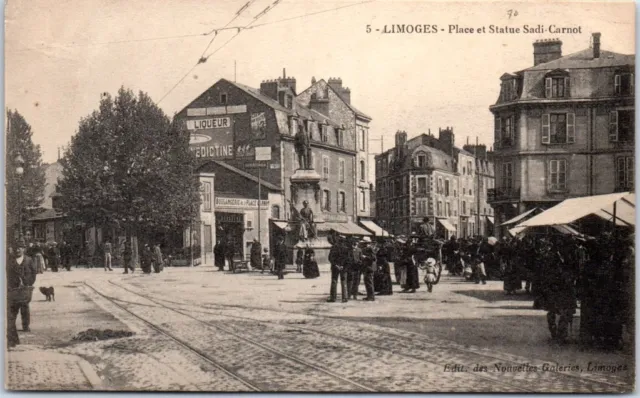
[[176, 70, 372, 261], [488, 33, 634, 236], [463, 144, 496, 236], [375, 128, 493, 238]]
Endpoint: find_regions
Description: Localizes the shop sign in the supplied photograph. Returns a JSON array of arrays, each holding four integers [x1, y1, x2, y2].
[[216, 212, 244, 224], [188, 116, 234, 160], [215, 197, 269, 208]]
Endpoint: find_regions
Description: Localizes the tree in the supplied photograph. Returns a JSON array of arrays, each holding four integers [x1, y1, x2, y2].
[[5, 109, 46, 242], [58, 87, 200, 255]]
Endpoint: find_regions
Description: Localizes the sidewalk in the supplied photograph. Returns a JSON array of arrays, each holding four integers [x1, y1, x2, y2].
[[6, 345, 102, 390]]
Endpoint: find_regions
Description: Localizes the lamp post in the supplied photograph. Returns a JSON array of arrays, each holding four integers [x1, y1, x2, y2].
[[15, 154, 25, 241]]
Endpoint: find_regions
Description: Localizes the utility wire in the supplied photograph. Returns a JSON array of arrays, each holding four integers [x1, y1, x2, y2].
[[157, 0, 281, 105]]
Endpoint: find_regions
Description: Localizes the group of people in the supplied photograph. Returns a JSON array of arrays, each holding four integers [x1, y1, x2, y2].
[[15, 241, 75, 273]]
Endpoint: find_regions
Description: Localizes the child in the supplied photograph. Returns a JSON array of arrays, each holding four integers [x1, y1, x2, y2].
[[295, 248, 304, 273], [262, 248, 273, 274]]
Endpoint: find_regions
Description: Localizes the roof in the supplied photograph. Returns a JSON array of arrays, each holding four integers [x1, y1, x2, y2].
[[29, 208, 65, 221], [211, 161, 282, 191], [500, 208, 542, 227], [308, 79, 372, 121], [318, 221, 372, 236], [518, 192, 635, 228], [523, 48, 634, 71]]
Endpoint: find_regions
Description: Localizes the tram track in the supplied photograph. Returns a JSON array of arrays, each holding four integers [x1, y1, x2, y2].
[[112, 280, 629, 393], [86, 280, 375, 392]]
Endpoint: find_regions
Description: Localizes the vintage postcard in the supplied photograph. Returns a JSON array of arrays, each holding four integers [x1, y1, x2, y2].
[[4, 0, 635, 393]]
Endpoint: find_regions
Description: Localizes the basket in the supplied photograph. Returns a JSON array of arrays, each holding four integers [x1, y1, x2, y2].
[[8, 286, 34, 305]]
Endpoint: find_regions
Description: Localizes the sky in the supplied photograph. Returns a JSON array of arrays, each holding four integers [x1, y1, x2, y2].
[[5, 0, 635, 184]]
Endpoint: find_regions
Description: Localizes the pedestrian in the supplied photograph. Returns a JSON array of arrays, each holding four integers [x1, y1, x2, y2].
[[103, 240, 114, 271], [225, 237, 236, 273], [327, 234, 349, 302], [83, 241, 94, 269], [7, 239, 37, 348], [250, 238, 262, 271], [214, 239, 225, 271], [424, 257, 438, 293], [31, 242, 45, 274], [302, 248, 320, 279], [152, 244, 163, 273], [48, 242, 61, 272], [403, 246, 420, 293], [374, 242, 393, 295], [273, 236, 287, 280], [141, 244, 153, 274], [295, 248, 304, 273], [123, 241, 134, 274], [61, 241, 72, 271], [262, 248, 273, 274], [348, 238, 363, 300], [361, 242, 377, 301]]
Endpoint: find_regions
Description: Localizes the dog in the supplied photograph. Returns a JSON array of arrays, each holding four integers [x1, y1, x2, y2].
[[39, 286, 55, 302]]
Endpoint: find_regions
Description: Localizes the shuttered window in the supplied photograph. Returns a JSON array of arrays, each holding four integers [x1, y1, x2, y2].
[[549, 160, 567, 191]]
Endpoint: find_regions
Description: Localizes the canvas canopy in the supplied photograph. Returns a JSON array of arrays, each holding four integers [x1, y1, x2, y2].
[[518, 192, 635, 228], [359, 220, 392, 237], [509, 224, 584, 237], [500, 208, 541, 227]]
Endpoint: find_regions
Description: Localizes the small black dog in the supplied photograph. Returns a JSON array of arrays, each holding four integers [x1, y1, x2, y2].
[[39, 286, 55, 302]]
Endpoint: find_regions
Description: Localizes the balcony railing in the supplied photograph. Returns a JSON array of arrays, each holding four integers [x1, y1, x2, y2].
[[487, 187, 521, 202]]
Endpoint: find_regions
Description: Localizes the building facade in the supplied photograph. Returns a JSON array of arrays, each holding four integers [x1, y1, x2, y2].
[[375, 128, 494, 238], [463, 144, 496, 236], [488, 33, 635, 236], [176, 71, 372, 261]]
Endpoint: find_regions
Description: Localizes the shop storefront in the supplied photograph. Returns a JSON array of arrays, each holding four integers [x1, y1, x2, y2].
[[214, 197, 270, 261]]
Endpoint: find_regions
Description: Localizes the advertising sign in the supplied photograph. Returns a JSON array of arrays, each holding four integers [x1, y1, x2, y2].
[[251, 112, 267, 140], [188, 116, 234, 160], [255, 146, 272, 161], [215, 197, 269, 208]]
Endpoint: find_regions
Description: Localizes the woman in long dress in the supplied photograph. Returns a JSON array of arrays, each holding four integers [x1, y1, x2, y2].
[[302, 248, 320, 279], [33, 243, 45, 274], [375, 246, 393, 295], [403, 250, 421, 293]]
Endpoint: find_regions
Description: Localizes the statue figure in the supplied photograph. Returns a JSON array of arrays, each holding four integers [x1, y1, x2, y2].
[[294, 124, 311, 169], [297, 200, 317, 240]]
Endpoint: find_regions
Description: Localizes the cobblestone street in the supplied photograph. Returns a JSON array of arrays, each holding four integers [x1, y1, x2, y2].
[[7, 265, 634, 392]]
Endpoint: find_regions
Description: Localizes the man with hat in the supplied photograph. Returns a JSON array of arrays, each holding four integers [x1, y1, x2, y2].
[[7, 239, 37, 347], [348, 237, 364, 300], [361, 238, 377, 301], [327, 233, 349, 302]]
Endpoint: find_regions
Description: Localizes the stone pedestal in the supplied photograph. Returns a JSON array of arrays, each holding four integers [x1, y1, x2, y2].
[[287, 169, 331, 264]]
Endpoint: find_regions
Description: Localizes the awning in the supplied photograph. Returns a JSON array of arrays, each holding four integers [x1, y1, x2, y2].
[[359, 220, 392, 236], [509, 224, 584, 237], [318, 221, 372, 236], [437, 218, 456, 232], [486, 216, 495, 225], [271, 221, 293, 232], [519, 192, 635, 228], [500, 208, 540, 227]]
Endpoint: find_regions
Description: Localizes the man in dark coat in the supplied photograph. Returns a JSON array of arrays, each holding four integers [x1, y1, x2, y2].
[[361, 243, 377, 301], [152, 244, 163, 273], [214, 240, 225, 271], [349, 238, 363, 300], [273, 237, 287, 279], [250, 238, 262, 271], [328, 235, 348, 302], [47, 242, 61, 272], [7, 240, 37, 347], [225, 237, 237, 273]]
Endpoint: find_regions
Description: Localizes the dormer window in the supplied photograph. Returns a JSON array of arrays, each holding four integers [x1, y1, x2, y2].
[[499, 74, 519, 102], [336, 127, 344, 147], [544, 70, 570, 98], [290, 117, 298, 136], [615, 73, 634, 96], [286, 94, 293, 109], [321, 124, 328, 143], [415, 153, 427, 168]]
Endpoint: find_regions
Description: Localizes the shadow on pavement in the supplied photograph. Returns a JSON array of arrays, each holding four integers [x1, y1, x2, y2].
[[453, 289, 533, 303]]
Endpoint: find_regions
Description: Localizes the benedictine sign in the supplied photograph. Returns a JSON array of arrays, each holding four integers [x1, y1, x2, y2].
[[187, 115, 234, 160]]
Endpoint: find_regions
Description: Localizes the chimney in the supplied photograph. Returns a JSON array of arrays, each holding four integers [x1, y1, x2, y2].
[[533, 38, 563, 66], [328, 77, 351, 104], [311, 76, 316, 84], [592, 32, 601, 59], [438, 127, 455, 157], [259, 79, 279, 100], [395, 130, 408, 148]]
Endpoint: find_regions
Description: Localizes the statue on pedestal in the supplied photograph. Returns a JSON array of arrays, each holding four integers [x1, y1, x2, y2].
[[294, 125, 311, 170], [297, 200, 317, 241]]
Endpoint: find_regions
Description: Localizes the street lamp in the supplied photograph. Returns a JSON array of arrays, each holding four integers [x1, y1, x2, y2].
[[15, 154, 24, 240]]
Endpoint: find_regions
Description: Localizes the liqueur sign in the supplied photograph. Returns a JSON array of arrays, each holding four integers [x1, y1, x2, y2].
[[187, 116, 234, 160]]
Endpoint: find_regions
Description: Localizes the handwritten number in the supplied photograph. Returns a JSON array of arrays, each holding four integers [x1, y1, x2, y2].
[[507, 9, 519, 18]]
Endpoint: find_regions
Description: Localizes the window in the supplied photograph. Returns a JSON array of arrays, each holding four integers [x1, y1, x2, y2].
[[404, 176, 409, 195], [417, 199, 428, 215], [617, 157, 634, 189], [220, 93, 228, 104], [337, 128, 344, 147], [322, 189, 331, 211], [469, 189, 473, 196], [501, 162, 513, 191], [360, 128, 366, 151], [446, 202, 451, 217], [360, 189, 366, 211], [416, 154, 427, 168], [501, 79, 518, 101], [436, 201, 442, 217], [321, 124, 328, 142], [285, 94, 293, 109], [401, 200, 406, 216], [462, 201, 466, 215], [339, 159, 345, 182], [445, 180, 450, 196], [201, 181, 212, 212], [615, 73, 634, 96], [310, 152, 316, 171], [322, 156, 329, 180], [290, 118, 298, 136], [338, 191, 346, 212], [467, 161, 472, 175], [360, 160, 366, 182], [610, 110, 635, 142], [542, 113, 575, 144], [548, 159, 567, 191], [271, 205, 280, 219], [417, 177, 427, 194], [545, 77, 569, 98]]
